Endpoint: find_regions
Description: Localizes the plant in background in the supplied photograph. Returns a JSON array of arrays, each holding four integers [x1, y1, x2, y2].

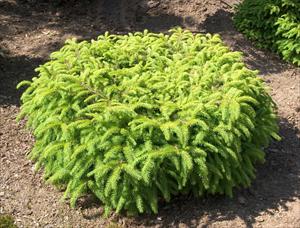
[[17, 28, 280, 216], [0, 214, 17, 228], [234, 0, 300, 66]]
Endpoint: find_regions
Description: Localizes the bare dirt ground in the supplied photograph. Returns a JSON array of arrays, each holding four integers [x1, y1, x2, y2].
[[0, 0, 299, 227]]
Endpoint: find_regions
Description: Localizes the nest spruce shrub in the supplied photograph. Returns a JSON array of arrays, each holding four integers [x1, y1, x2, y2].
[[233, 0, 300, 66], [17, 28, 280, 215]]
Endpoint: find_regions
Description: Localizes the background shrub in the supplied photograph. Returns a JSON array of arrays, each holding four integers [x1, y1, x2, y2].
[[234, 0, 300, 66], [18, 28, 280, 215]]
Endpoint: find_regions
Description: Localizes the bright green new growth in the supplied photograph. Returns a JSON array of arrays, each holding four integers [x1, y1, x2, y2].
[[233, 0, 300, 66], [17, 28, 280, 215]]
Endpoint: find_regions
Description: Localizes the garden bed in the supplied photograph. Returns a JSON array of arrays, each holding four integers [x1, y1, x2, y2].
[[0, 0, 299, 227]]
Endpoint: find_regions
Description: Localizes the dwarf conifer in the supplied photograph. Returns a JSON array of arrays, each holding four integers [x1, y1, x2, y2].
[[18, 28, 280, 215]]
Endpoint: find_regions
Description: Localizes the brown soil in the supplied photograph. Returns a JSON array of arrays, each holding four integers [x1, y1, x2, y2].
[[0, 0, 299, 227]]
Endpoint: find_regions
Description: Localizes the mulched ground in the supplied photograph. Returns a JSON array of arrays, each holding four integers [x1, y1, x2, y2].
[[0, 0, 299, 227]]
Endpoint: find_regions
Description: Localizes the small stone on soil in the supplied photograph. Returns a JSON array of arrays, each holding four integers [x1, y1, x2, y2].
[[269, 148, 281, 153], [238, 196, 246, 205], [256, 217, 265, 222]]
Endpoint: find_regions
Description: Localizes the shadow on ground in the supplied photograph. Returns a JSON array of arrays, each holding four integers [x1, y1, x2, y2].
[[0, 47, 43, 105]]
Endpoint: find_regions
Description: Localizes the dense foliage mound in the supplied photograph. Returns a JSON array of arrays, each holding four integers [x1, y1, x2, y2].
[[234, 0, 300, 66], [18, 28, 280, 215]]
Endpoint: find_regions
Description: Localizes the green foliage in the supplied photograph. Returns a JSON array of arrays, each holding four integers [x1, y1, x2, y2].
[[18, 28, 280, 215], [234, 0, 300, 66], [0, 214, 17, 228]]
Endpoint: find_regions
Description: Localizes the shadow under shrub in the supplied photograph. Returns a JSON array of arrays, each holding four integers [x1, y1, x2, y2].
[[233, 0, 300, 66], [17, 28, 280, 216]]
